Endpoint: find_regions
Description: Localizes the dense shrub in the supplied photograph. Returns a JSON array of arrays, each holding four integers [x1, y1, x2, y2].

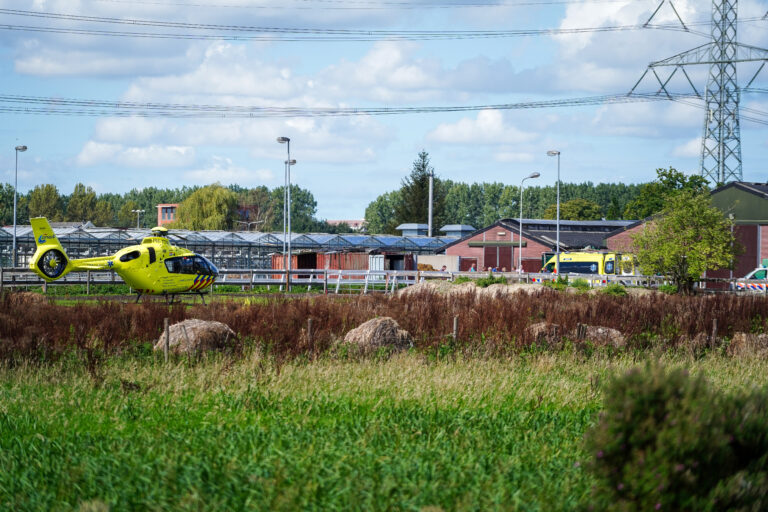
[[601, 283, 627, 297], [584, 362, 768, 511], [658, 284, 678, 294], [570, 278, 591, 291]]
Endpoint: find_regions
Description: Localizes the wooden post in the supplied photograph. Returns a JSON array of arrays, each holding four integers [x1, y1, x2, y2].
[[164, 317, 169, 363], [86, 270, 91, 295], [42, 281, 47, 294], [711, 317, 718, 349], [323, 270, 328, 295], [453, 315, 458, 342], [307, 318, 313, 345]]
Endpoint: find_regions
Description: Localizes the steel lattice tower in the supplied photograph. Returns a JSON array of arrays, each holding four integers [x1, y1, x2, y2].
[[630, 0, 768, 185], [700, 0, 741, 184]]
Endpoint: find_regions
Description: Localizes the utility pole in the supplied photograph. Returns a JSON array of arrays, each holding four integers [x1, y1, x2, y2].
[[629, 0, 768, 184]]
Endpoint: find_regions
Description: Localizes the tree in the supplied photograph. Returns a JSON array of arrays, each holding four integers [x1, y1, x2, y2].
[[543, 198, 603, 220], [632, 191, 737, 294], [269, 185, 320, 232], [236, 186, 275, 231], [28, 184, 64, 221], [393, 151, 449, 230], [173, 184, 239, 230], [91, 200, 115, 227], [117, 200, 142, 228], [66, 183, 97, 222], [365, 190, 401, 234], [623, 167, 709, 220]]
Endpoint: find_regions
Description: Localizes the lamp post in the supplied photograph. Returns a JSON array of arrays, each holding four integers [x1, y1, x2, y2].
[[12, 145, 27, 267], [546, 150, 561, 274], [428, 169, 434, 238], [277, 137, 293, 291], [519, 172, 540, 272], [131, 209, 145, 229]]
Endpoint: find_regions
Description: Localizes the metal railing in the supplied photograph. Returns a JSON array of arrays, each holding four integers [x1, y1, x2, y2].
[[0, 267, 761, 294]]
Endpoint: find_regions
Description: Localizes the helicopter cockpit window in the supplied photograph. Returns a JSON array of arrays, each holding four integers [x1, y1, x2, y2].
[[165, 256, 217, 275], [119, 250, 141, 263], [193, 256, 217, 275]]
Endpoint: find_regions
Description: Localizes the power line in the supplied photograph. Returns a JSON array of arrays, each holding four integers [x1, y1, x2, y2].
[[87, 0, 654, 11], [0, 92, 722, 118], [5, 8, 759, 42]]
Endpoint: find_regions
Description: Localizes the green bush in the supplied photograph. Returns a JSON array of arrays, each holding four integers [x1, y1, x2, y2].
[[475, 273, 507, 288], [658, 283, 678, 294], [601, 283, 627, 296], [543, 276, 568, 291], [583, 362, 768, 511], [570, 278, 591, 291], [452, 276, 472, 284]]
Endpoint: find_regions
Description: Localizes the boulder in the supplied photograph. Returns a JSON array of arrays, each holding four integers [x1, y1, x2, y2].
[[343, 317, 413, 352], [154, 319, 237, 354], [727, 332, 768, 357], [575, 325, 626, 348], [678, 331, 710, 357], [524, 322, 562, 346], [5, 291, 47, 306]]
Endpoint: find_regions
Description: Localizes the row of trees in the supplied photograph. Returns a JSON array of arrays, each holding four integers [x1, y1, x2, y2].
[[364, 152, 709, 234], [0, 181, 347, 233]]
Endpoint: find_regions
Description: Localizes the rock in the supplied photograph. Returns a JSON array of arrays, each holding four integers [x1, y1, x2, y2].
[[727, 332, 768, 357], [678, 332, 710, 357], [577, 325, 626, 348], [5, 291, 47, 306], [524, 322, 562, 346], [154, 319, 237, 354], [343, 317, 413, 352]]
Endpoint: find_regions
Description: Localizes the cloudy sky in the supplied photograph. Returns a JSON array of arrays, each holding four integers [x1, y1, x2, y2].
[[1, 0, 767, 221]]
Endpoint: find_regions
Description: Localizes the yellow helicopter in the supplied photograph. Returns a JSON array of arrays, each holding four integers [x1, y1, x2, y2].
[[28, 217, 218, 303]]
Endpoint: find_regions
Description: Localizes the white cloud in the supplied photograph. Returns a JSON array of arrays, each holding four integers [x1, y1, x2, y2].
[[184, 156, 273, 185], [672, 138, 702, 158], [77, 142, 195, 167], [494, 151, 535, 163], [427, 110, 537, 145]]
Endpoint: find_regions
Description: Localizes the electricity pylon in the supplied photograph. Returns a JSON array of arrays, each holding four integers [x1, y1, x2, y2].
[[630, 0, 768, 185]]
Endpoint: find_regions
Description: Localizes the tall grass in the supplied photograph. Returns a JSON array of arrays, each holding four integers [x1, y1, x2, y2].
[[2, 352, 766, 511]]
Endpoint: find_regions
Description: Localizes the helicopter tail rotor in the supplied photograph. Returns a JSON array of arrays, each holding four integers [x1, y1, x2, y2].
[[29, 217, 73, 281]]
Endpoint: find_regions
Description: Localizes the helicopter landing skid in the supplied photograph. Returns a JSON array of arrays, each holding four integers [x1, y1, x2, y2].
[[162, 292, 207, 305]]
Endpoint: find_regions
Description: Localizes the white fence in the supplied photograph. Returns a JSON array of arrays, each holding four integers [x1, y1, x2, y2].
[[0, 266, 755, 294]]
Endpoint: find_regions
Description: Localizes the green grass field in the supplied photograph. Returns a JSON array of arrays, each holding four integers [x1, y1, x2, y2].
[[2, 352, 768, 511]]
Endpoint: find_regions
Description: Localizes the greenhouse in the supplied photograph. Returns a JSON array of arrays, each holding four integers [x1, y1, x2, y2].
[[0, 224, 457, 269]]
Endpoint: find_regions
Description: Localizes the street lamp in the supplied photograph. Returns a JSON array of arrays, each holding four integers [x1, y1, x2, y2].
[[277, 137, 293, 291], [12, 145, 27, 267], [131, 209, 145, 229], [547, 150, 561, 274], [519, 172, 540, 271], [236, 220, 265, 231]]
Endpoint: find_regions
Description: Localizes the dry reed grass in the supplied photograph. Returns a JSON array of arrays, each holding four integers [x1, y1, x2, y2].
[[1, 288, 768, 362]]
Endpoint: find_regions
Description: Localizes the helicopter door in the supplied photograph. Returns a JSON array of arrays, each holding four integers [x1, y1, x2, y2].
[[147, 247, 156, 265]]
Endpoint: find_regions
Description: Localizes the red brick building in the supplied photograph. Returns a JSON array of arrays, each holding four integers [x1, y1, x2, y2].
[[443, 218, 635, 272], [156, 204, 178, 226]]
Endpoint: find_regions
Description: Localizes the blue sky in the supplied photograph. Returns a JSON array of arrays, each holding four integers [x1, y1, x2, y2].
[[1, 0, 767, 221]]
